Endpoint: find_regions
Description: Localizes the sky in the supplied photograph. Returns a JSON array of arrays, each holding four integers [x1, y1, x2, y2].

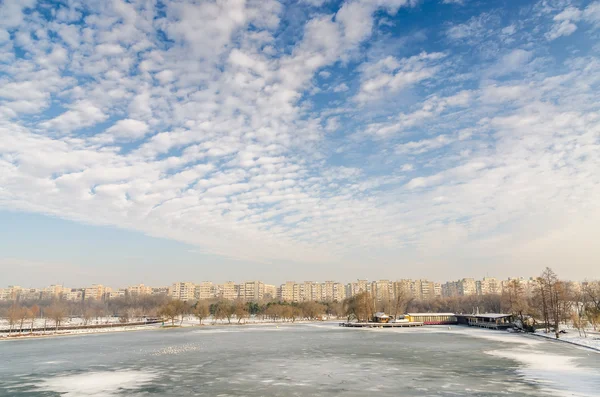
[[1, 0, 599, 288]]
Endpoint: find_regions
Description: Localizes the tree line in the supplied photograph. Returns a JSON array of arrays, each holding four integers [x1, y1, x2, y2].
[[3, 268, 599, 339]]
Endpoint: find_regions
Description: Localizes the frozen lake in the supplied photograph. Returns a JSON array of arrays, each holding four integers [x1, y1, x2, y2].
[[1, 324, 599, 396]]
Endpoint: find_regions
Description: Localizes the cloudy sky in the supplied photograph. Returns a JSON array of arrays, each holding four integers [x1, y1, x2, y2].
[[1, 0, 599, 287]]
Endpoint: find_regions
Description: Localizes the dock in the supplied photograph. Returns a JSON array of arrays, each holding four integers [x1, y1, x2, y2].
[[339, 322, 424, 328]]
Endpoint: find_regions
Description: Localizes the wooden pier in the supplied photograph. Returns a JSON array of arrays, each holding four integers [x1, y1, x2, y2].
[[339, 322, 424, 328]]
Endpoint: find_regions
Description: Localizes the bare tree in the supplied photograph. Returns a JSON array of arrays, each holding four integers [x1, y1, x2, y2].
[[29, 304, 40, 333], [18, 307, 31, 334], [343, 292, 374, 322], [194, 301, 210, 325], [158, 301, 178, 326], [46, 303, 67, 333], [234, 300, 249, 324], [7, 305, 21, 335]]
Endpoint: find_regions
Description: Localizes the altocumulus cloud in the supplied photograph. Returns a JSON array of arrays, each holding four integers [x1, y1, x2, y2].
[[0, 0, 600, 279]]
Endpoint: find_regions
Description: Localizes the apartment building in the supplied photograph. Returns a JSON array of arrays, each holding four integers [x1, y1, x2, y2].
[[279, 281, 295, 302], [0, 286, 22, 301], [41, 284, 64, 300], [171, 282, 196, 301], [65, 288, 84, 302], [322, 281, 345, 302], [458, 278, 477, 296], [151, 286, 169, 296], [372, 280, 393, 302], [84, 284, 110, 301], [127, 284, 152, 296], [477, 277, 500, 295], [109, 289, 127, 299], [241, 281, 264, 302], [195, 282, 216, 300], [264, 284, 277, 300], [220, 281, 239, 301]]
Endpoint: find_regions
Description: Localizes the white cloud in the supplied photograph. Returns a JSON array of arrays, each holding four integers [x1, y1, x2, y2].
[[40, 100, 107, 133], [355, 52, 445, 103], [1, 0, 600, 283], [95, 119, 150, 143], [488, 49, 533, 76], [396, 134, 455, 155], [446, 13, 494, 40], [546, 2, 600, 40], [332, 82, 349, 92]]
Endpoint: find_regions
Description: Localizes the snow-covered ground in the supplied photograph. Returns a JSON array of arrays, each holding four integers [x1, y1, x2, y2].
[[0, 315, 335, 340], [0, 316, 136, 329], [534, 328, 600, 351]]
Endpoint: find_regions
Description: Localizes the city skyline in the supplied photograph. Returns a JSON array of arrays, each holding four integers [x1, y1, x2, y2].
[[2, 0, 600, 284], [2, 274, 592, 300]]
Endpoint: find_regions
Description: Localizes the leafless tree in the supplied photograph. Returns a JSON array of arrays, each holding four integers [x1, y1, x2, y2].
[[194, 301, 210, 325], [234, 300, 248, 324], [46, 303, 67, 332], [29, 304, 40, 333]]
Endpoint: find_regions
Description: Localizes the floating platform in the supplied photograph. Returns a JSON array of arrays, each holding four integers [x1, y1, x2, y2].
[[339, 322, 424, 328]]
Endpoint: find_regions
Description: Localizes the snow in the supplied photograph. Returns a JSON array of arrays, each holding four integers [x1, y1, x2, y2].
[[486, 349, 600, 397], [36, 370, 158, 396], [534, 328, 600, 352]]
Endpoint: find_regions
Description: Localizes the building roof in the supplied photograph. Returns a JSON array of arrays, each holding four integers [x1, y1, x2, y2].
[[374, 312, 390, 318], [407, 313, 456, 316], [469, 313, 512, 319]]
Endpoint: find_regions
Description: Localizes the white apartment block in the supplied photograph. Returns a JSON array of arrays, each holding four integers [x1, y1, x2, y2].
[[264, 284, 277, 300], [220, 281, 239, 301], [127, 284, 152, 296], [241, 281, 264, 302], [195, 282, 216, 300], [171, 282, 196, 301], [84, 284, 109, 301]]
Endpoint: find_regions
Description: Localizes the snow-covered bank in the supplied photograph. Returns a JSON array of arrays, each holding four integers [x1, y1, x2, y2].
[[0, 317, 333, 341], [533, 329, 600, 352], [0, 323, 163, 340]]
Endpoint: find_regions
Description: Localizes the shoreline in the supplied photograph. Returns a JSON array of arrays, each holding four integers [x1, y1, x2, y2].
[[0, 319, 331, 342], [3, 321, 599, 354]]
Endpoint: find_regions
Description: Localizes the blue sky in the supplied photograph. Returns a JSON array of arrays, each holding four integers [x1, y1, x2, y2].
[[1, 0, 599, 287]]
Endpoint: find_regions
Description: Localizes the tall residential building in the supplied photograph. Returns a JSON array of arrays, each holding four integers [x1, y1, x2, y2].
[[372, 280, 393, 302], [347, 279, 371, 297], [322, 281, 345, 302], [279, 282, 295, 302], [0, 286, 22, 301], [241, 281, 264, 302], [303, 281, 321, 302], [127, 284, 152, 296], [264, 284, 277, 301], [84, 284, 108, 301], [458, 278, 477, 296], [195, 282, 216, 300], [109, 289, 127, 299], [171, 282, 196, 301], [442, 281, 459, 297], [433, 282, 442, 297], [411, 279, 435, 300], [478, 277, 500, 295], [42, 284, 64, 300], [151, 286, 169, 296], [220, 282, 239, 301], [65, 288, 84, 302], [292, 282, 304, 302]]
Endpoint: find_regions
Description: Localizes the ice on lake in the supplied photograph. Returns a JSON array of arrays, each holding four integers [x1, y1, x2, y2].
[[1, 324, 599, 396]]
